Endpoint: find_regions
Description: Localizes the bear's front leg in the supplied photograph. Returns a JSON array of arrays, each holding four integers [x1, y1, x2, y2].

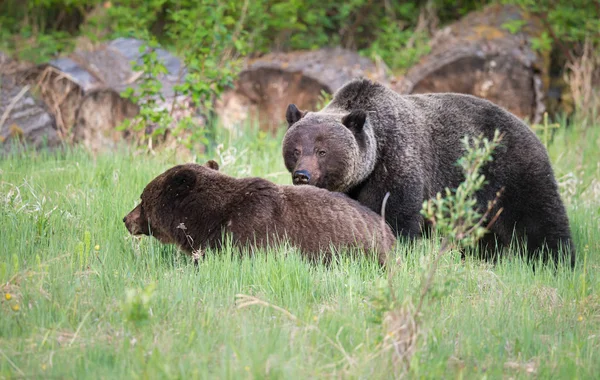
[[386, 203, 423, 239], [356, 181, 424, 239], [385, 179, 426, 239]]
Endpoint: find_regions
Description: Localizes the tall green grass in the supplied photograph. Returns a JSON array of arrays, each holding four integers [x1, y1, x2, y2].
[[1, 122, 599, 379]]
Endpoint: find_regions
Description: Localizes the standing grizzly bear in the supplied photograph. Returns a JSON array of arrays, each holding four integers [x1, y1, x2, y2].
[[282, 78, 575, 267], [123, 160, 396, 265]]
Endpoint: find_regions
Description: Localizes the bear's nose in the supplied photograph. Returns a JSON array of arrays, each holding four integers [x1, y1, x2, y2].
[[293, 170, 311, 185], [123, 216, 127, 223]]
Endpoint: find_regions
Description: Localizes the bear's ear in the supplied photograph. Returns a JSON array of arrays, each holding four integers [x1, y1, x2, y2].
[[342, 110, 367, 132], [204, 160, 219, 171], [286, 104, 305, 128], [166, 168, 197, 197]]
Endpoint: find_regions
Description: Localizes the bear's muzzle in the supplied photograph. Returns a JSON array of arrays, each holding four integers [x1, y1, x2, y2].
[[123, 204, 148, 236], [293, 169, 311, 185]]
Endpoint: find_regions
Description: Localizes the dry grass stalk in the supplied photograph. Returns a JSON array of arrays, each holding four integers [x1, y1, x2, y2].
[[30, 65, 83, 139], [381, 302, 418, 373], [565, 37, 600, 125], [235, 294, 357, 370], [0, 84, 30, 131], [504, 356, 539, 375]]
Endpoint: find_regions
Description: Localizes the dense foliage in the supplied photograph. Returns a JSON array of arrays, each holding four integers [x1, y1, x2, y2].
[[2, 0, 597, 70]]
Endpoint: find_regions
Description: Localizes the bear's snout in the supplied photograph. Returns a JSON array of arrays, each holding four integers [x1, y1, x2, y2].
[[123, 204, 148, 236], [123, 213, 141, 235], [293, 170, 311, 185]]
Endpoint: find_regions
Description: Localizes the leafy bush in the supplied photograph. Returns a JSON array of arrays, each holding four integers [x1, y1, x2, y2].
[[366, 130, 504, 374], [99, 1, 253, 151], [2, 0, 596, 70], [502, 0, 600, 55], [421, 130, 504, 249], [501, 0, 600, 122], [0, 0, 488, 70]]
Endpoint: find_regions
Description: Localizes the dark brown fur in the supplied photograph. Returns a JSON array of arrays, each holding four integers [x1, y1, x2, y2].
[[123, 161, 396, 265]]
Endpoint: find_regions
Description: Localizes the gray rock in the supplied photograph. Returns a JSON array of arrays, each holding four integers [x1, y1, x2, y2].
[[0, 74, 60, 152]]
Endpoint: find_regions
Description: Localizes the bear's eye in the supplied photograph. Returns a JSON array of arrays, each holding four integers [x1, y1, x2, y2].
[[317, 150, 327, 157], [293, 149, 301, 158]]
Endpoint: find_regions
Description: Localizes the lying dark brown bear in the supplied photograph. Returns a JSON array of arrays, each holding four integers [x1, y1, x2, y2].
[[123, 160, 396, 265]]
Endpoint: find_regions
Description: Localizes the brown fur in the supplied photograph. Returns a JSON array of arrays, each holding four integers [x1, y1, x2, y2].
[[123, 161, 396, 265]]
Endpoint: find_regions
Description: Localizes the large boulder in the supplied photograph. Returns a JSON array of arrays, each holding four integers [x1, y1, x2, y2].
[[395, 4, 550, 124], [215, 47, 391, 132], [1, 54, 60, 152]]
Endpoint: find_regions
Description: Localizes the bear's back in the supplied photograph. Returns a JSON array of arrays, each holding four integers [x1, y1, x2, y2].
[[328, 78, 537, 144], [403, 92, 534, 136], [279, 185, 395, 259]]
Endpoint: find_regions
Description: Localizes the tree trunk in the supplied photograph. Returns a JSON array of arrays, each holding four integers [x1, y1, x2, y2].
[[395, 4, 550, 124], [215, 47, 391, 132]]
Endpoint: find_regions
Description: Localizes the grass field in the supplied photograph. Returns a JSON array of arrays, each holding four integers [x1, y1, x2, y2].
[[1, 121, 599, 379]]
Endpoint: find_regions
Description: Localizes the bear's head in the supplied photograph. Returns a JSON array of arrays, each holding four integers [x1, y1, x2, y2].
[[123, 160, 222, 251], [282, 104, 377, 192]]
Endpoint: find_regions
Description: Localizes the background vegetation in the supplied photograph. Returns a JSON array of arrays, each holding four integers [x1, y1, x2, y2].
[[1, 0, 598, 72], [1, 0, 599, 378], [2, 0, 598, 143]]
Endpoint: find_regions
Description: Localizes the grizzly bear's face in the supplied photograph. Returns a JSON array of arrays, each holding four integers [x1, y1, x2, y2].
[[282, 104, 371, 192], [122, 203, 150, 236], [123, 160, 221, 249]]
